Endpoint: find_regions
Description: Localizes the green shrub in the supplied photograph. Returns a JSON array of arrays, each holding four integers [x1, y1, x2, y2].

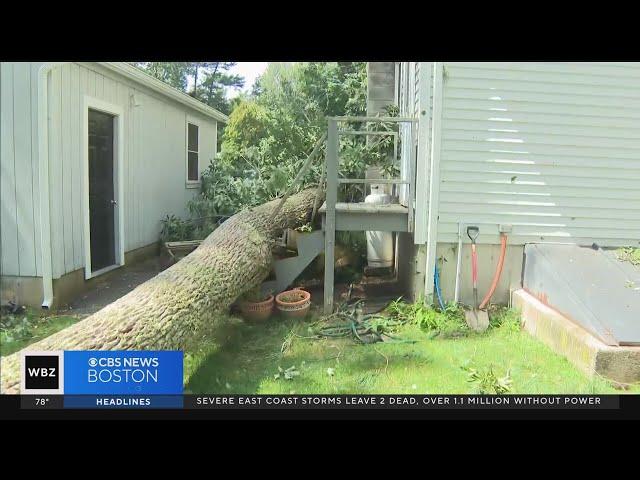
[[160, 215, 195, 242], [462, 364, 513, 394], [385, 299, 467, 335]]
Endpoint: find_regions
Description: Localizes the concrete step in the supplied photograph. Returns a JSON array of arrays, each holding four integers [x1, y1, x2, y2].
[[513, 289, 640, 385]]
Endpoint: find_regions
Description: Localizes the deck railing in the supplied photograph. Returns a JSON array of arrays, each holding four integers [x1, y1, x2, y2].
[[323, 116, 419, 313]]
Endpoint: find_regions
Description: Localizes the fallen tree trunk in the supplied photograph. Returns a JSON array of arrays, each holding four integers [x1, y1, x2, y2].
[[1, 189, 320, 394]]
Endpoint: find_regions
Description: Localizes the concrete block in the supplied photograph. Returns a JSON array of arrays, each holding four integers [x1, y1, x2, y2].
[[367, 62, 395, 74], [0, 276, 44, 307], [512, 289, 640, 385]]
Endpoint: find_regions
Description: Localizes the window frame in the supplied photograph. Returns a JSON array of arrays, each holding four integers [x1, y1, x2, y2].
[[186, 120, 201, 186]]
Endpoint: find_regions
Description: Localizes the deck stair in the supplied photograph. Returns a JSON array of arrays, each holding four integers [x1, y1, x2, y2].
[[261, 230, 325, 296]]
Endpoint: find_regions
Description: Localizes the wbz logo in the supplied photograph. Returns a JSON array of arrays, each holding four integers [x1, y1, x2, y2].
[[21, 351, 64, 394]]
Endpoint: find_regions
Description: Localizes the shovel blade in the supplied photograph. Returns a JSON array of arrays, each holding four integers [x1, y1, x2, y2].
[[465, 309, 489, 332]]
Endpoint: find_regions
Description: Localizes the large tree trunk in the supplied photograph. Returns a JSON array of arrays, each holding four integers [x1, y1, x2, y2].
[[1, 189, 319, 394]]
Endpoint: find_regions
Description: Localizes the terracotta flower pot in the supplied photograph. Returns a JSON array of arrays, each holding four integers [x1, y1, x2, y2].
[[239, 295, 274, 322], [275, 289, 311, 319]]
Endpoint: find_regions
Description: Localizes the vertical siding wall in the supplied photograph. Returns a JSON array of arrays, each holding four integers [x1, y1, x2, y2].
[[1, 62, 218, 280], [1, 63, 41, 278], [426, 62, 640, 247]]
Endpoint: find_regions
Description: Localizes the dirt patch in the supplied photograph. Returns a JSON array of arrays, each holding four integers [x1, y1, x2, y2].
[[60, 257, 161, 318]]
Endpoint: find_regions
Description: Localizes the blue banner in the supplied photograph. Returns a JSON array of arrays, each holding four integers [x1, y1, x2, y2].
[[63, 351, 183, 395], [64, 395, 184, 409]]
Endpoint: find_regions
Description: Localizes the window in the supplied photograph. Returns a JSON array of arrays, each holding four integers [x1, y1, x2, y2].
[[187, 122, 199, 182]]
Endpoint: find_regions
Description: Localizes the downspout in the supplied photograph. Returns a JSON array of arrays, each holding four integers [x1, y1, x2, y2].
[[38, 62, 66, 308], [423, 62, 444, 305]]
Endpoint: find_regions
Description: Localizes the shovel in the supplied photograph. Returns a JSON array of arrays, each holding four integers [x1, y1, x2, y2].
[[464, 226, 489, 332]]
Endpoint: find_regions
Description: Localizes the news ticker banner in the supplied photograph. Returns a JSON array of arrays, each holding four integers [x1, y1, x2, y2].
[[20, 394, 620, 410], [16, 350, 620, 410]]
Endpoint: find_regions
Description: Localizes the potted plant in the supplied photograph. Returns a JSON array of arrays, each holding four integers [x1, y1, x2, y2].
[[238, 287, 274, 323], [275, 288, 311, 319]]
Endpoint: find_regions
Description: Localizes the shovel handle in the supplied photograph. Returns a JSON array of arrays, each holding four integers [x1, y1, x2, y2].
[[471, 243, 478, 286]]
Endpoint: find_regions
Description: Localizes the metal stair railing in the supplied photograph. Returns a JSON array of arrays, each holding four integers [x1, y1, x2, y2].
[[323, 116, 418, 314]]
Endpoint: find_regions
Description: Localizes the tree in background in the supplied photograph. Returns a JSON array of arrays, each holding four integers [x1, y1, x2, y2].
[[201, 61, 395, 213], [152, 62, 396, 253], [139, 62, 191, 91], [133, 62, 244, 115]]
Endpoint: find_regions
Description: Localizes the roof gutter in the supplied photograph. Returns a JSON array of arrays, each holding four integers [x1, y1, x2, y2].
[[98, 62, 229, 123], [38, 62, 67, 308]]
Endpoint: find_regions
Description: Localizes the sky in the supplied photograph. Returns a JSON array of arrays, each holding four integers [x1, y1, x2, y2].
[[227, 62, 269, 98]]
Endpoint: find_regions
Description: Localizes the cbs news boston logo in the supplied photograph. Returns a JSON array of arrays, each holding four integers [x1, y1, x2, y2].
[[20, 351, 183, 395]]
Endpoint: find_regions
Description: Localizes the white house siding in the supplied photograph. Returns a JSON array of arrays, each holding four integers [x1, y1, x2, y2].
[[423, 62, 640, 247], [1, 62, 218, 281], [398, 63, 425, 210], [1, 62, 41, 278]]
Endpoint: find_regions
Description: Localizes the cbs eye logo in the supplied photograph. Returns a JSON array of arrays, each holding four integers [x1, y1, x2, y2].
[[20, 351, 64, 394]]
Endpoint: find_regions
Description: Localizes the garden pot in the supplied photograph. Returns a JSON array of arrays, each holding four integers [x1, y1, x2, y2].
[[275, 288, 311, 319], [239, 295, 274, 322]]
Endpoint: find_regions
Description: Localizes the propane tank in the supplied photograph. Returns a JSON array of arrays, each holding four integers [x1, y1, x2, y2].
[[365, 184, 394, 268]]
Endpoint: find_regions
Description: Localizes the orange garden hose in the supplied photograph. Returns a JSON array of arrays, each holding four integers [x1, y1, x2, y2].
[[479, 233, 507, 309]]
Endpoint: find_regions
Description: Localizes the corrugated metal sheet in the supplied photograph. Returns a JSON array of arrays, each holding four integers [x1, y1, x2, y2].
[[436, 62, 640, 246]]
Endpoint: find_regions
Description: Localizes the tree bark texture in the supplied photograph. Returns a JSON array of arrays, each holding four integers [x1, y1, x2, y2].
[[1, 189, 320, 394]]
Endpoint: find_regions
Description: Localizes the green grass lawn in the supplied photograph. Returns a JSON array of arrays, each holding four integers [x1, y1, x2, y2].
[[185, 307, 638, 395], [4, 303, 636, 394], [0, 308, 81, 356]]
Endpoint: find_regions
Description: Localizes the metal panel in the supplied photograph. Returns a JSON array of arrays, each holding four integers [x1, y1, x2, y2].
[[437, 62, 640, 248], [523, 244, 640, 346]]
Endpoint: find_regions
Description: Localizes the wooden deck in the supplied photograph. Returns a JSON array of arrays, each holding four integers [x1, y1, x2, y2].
[[319, 201, 410, 232]]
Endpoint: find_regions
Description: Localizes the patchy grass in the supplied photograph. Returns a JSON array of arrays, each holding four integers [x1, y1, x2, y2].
[[616, 247, 640, 267], [0, 308, 80, 356], [4, 303, 636, 394], [186, 306, 638, 394]]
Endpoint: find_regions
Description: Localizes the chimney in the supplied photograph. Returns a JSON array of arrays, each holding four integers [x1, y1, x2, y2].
[[366, 62, 398, 194], [367, 62, 397, 116]]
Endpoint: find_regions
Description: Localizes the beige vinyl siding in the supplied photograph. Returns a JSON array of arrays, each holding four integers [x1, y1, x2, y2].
[[435, 62, 640, 247]]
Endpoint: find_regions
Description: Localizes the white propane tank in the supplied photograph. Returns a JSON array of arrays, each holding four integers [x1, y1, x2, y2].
[[365, 184, 394, 268]]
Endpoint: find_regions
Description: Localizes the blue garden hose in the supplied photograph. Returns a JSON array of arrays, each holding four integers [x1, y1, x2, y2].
[[434, 263, 446, 311]]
